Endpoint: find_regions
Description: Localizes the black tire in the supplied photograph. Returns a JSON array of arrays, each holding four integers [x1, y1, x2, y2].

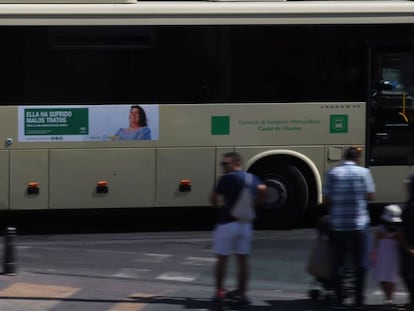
[[309, 289, 320, 301], [252, 165, 309, 228]]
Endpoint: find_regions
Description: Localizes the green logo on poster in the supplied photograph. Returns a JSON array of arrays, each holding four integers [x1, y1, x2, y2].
[[330, 115, 348, 133], [211, 116, 230, 135]]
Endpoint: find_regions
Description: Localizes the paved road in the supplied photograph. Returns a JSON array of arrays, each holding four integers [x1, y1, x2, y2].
[[0, 229, 409, 310]]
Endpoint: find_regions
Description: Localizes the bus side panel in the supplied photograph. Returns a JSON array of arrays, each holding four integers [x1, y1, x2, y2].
[[156, 148, 215, 207], [370, 166, 409, 204], [49, 149, 156, 209], [10, 150, 49, 210], [0, 107, 17, 149], [160, 103, 366, 147], [0, 151, 9, 210]]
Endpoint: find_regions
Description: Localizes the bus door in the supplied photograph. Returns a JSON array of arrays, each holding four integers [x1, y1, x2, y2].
[[368, 43, 414, 202]]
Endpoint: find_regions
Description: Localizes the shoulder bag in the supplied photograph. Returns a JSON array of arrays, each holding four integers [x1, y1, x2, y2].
[[231, 173, 256, 223]]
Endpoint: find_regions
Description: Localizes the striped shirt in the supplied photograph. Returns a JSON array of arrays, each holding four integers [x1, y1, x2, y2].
[[323, 161, 376, 231]]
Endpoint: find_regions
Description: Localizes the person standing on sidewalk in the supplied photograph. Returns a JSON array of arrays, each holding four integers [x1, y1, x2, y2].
[[209, 152, 267, 306], [371, 204, 403, 309], [401, 172, 414, 311], [323, 146, 376, 310]]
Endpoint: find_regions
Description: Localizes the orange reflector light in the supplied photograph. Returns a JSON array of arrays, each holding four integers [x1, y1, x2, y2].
[[179, 179, 191, 192], [97, 181, 108, 187], [27, 182, 40, 195], [180, 179, 191, 186], [28, 182, 39, 188]]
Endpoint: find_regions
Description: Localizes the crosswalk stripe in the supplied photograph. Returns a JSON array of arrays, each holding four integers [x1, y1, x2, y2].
[[181, 256, 215, 266], [0, 282, 80, 311], [113, 268, 151, 279], [156, 272, 199, 282], [133, 253, 172, 263]]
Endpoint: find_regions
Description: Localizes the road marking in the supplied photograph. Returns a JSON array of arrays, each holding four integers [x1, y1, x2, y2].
[[156, 272, 199, 282], [107, 293, 152, 311], [0, 282, 80, 310], [133, 253, 172, 263], [113, 268, 151, 279], [181, 256, 215, 266], [108, 302, 144, 311], [372, 290, 407, 297]]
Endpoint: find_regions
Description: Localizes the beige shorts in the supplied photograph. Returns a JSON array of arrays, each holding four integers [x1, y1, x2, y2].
[[213, 222, 253, 256]]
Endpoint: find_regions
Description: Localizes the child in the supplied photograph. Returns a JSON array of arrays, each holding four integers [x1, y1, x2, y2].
[[371, 204, 403, 308]]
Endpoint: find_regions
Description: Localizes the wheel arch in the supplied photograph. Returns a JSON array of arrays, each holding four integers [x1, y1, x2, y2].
[[245, 150, 322, 207]]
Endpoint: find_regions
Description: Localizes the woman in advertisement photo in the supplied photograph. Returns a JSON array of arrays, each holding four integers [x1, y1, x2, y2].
[[114, 105, 152, 140]]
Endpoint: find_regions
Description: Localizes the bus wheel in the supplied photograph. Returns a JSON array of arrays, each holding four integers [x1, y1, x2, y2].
[[255, 165, 309, 228]]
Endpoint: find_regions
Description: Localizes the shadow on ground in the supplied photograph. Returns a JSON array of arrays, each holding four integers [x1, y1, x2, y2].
[[0, 206, 321, 234], [132, 295, 395, 310], [0, 207, 219, 234]]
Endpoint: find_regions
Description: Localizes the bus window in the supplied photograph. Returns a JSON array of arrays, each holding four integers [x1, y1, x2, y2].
[[369, 47, 414, 165]]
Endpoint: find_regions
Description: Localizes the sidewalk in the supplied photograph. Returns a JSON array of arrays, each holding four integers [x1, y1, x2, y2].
[[0, 271, 310, 311], [0, 271, 409, 311]]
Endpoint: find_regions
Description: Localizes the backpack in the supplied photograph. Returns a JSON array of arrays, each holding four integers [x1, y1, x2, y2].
[[231, 173, 256, 223]]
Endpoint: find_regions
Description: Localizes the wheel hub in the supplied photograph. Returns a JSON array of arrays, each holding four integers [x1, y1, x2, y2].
[[264, 178, 288, 211]]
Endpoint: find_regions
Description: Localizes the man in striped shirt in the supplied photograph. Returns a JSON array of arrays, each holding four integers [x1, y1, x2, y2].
[[323, 147, 376, 310]]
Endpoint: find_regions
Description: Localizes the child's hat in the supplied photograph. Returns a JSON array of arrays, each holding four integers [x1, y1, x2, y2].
[[381, 204, 402, 223]]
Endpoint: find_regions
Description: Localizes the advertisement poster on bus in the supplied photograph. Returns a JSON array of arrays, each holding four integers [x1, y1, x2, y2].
[[18, 105, 159, 142]]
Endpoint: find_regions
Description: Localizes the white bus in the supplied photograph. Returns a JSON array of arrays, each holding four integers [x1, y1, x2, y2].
[[0, 0, 414, 227]]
